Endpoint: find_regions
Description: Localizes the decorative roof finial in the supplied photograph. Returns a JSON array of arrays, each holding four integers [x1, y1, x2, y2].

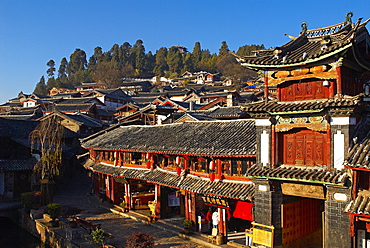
[[301, 22, 308, 34], [346, 12, 353, 24]]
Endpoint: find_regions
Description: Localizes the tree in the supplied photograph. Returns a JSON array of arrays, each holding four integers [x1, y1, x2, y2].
[[166, 46, 183, 77], [192, 42, 202, 70], [29, 113, 64, 204], [153, 47, 168, 76], [236, 44, 265, 56], [33, 76, 48, 95], [92, 61, 130, 88], [131, 40, 146, 76], [219, 41, 229, 57], [46, 60, 56, 78], [58, 57, 68, 78], [66, 49, 87, 76]]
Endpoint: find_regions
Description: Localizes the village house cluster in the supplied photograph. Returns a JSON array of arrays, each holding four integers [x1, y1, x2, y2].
[[2, 13, 370, 247]]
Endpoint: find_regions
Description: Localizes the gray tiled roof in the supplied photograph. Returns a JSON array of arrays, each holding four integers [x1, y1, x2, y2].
[[345, 190, 370, 215], [242, 96, 362, 113], [84, 160, 254, 201], [81, 120, 256, 156], [237, 19, 370, 68], [0, 157, 36, 171], [247, 164, 348, 185]]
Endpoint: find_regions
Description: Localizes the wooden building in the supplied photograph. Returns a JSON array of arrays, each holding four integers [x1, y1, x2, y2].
[[237, 14, 370, 247], [80, 120, 256, 240]]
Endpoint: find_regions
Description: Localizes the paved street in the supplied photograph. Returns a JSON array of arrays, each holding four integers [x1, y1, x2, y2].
[[53, 171, 209, 248]]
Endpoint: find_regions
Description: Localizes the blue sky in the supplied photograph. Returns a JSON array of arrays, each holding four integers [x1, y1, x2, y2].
[[1, 0, 369, 104]]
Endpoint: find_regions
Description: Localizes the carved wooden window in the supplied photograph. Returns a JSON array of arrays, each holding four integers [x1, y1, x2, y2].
[[280, 80, 328, 101], [283, 129, 327, 166]]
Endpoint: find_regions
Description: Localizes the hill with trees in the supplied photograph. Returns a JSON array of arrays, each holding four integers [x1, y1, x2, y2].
[[33, 41, 264, 94]]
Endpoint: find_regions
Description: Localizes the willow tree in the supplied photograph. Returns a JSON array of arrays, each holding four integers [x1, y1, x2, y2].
[[29, 113, 64, 204]]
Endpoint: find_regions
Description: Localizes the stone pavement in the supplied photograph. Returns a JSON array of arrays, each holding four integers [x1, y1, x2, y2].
[[52, 171, 244, 248]]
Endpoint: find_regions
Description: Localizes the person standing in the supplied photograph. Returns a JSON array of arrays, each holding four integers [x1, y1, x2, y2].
[[212, 209, 220, 235], [205, 208, 212, 235]]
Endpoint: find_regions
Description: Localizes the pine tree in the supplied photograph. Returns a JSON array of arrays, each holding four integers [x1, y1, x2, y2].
[[33, 76, 48, 95], [153, 47, 168, 76], [219, 41, 229, 57]]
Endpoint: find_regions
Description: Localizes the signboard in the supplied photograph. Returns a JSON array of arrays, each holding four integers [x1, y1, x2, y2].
[[200, 194, 230, 209], [168, 192, 180, 207], [252, 222, 274, 248], [281, 183, 325, 199]]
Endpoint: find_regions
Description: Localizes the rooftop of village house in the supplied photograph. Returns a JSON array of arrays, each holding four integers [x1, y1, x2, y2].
[[80, 119, 257, 157]]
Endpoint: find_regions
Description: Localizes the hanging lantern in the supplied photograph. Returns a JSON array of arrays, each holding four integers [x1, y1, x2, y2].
[[209, 161, 215, 171], [146, 161, 151, 169], [176, 156, 181, 165], [176, 166, 181, 175], [210, 172, 215, 182], [146, 153, 151, 160]]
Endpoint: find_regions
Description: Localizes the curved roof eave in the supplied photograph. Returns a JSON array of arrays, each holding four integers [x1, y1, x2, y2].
[[240, 43, 353, 70]]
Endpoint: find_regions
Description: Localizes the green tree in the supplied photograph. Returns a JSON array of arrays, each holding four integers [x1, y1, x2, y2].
[[131, 39, 146, 76], [119, 42, 132, 68], [66, 49, 87, 76], [182, 53, 194, 73], [46, 60, 56, 78], [58, 57, 68, 78], [33, 76, 48, 95], [192, 42, 201, 70], [219, 41, 229, 57], [166, 46, 183, 77], [236, 44, 265, 56], [153, 47, 168, 76]]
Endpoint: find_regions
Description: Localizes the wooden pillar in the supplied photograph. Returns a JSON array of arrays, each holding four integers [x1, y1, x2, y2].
[[271, 124, 276, 167], [190, 192, 197, 229], [110, 176, 117, 204], [185, 191, 190, 220], [217, 159, 222, 179], [352, 170, 358, 199], [335, 60, 343, 98], [326, 125, 331, 171], [264, 71, 269, 103], [219, 208, 226, 236], [155, 184, 161, 218], [184, 158, 189, 170], [125, 183, 131, 210]]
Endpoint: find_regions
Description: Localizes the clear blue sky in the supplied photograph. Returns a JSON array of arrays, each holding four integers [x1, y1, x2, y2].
[[1, 0, 369, 104]]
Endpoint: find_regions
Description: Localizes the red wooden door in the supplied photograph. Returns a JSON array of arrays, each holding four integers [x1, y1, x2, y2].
[[283, 130, 327, 166]]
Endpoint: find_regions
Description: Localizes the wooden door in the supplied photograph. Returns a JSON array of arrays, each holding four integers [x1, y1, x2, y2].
[[283, 130, 327, 166]]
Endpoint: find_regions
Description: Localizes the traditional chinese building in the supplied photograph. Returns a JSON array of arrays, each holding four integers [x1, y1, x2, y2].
[[80, 120, 256, 240], [236, 14, 370, 248]]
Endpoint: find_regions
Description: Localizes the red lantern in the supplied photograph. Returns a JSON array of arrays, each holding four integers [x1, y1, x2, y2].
[[209, 161, 215, 171], [146, 161, 151, 169], [210, 172, 215, 182], [176, 166, 181, 175], [146, 153, 151, 160], [176, 156, 181, 165]]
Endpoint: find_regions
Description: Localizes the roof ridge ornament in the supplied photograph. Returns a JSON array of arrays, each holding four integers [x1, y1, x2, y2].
[[345, 12, 353, 25], [301, 22, 308, 34]]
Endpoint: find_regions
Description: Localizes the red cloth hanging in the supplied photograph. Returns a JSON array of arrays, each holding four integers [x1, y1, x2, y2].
[[233, 201, 253, 221]]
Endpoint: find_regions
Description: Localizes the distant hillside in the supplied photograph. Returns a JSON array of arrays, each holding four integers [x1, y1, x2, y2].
[[34, 41, 264, 95]]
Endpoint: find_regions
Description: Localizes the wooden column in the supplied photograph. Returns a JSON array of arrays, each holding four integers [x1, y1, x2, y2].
[[335, 60, 343, 98], [125, 183, 131, 210], [217, 159, 222, 179], [219, 208, 226, 236], [264, 71, 269, 103], [271, 124, 276, 167], [352, 170, 358, 199], [154, 184, 161, 218]]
